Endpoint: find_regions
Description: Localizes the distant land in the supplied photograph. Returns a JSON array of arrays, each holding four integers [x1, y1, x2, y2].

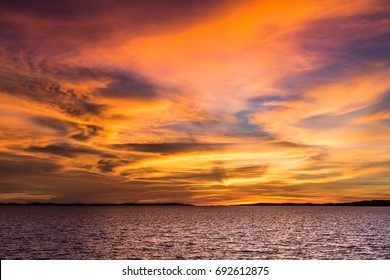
[[0, 202, 192, 206], [0, 200, 389, 206], [236, 200, 390, 207]]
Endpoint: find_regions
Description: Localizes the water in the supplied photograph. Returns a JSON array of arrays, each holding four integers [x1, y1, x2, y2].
[[0, 206, 389, 259]]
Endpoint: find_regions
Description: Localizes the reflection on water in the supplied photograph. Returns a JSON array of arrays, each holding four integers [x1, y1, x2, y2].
[[0, 206, 389, 259]]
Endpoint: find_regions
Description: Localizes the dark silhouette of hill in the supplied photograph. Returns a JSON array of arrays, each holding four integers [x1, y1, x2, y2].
[[0, 200, 389, 206], [237, 200, 390, 206], [0, 202, 193, 206]]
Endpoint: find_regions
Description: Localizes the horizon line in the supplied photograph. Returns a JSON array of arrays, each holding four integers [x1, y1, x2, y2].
[[0, 199, 389, 207]]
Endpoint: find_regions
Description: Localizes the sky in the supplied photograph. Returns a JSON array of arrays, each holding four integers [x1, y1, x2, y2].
[[0, 0, 389, 205]]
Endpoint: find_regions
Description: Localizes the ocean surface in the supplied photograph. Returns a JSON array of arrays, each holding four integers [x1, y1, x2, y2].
[[0, 206, 389, 259]]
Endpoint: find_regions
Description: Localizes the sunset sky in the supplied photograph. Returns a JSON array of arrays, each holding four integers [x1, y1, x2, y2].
[[0, 0, 389, 205]]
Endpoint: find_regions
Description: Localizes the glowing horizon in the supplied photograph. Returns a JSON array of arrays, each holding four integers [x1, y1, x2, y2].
[[0, 0, 389, 205]]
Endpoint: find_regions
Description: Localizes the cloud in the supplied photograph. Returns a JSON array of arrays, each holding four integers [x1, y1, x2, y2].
[[0, 152, 61, 177], [21, 63, 163, 100], [96, 159, 115, 173], [0, 0, 231, 54], [211, 164, 229, 183], [372, 91, 390, 112], [299, 112, 356, 130], [97, 72, 160, 99], [294, 173, 343, 180], [357, 90, 390, 125], [130, 167, 228, 184], [0, 73, 105, 118], [229, 165, 267, 176], [96, 159, 135, 173], [31, 116, 74, 135], [26, 143, 115, 158], [111, 142, 230, 155], [71, 124, 102, 141]]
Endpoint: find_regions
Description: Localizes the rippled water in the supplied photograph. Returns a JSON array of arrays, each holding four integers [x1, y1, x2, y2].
[[0, 206, 389, 259]]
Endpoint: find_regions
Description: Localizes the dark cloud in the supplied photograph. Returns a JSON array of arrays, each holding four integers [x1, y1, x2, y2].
[[270, 141, 311, 149], [31, 116, 103, 141], [295, 173, 342, 180], [97, 159, 114, 173], [27, 143, 115, 158], [367, 90, 390, 115], [163, 120, 272, 142], [298, 7, 390, 61], [97, 72, 159, 99], [211, 165, 229, 183], [248, 95, 287, 104], [96, 159, 134, 173], [45, 65, 161, 100], [71, 124, 102, 141], [8, 60, 162, 100], [352, 160, 390, 176], [32, 116, 74, 134], [0, 0, 228, 22], [128, 164, 267, 185], [130, 168, 228, 184], [0, 72, 105, 117], [51, 66, 110, 81], [307, 152, 329, 162], [223, 110, 273, 139], [363, 160, 390, 168], [1, 47, 163, 101], [0, 152, 61, 177], [223, 131, 273, 139], [276, 6, 390, 94], [230, 165, 267, 176], [248, 95, 300, 109], [111, 142, 230, 155], [235, 110, 260, 131], [0, 0, 230, 51]]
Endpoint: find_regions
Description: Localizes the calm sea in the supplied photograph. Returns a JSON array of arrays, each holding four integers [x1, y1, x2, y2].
[[0, 206, 389, 259]]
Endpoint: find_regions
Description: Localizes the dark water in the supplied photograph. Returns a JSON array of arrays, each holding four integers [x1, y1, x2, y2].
[[0, 206, 389, 259]]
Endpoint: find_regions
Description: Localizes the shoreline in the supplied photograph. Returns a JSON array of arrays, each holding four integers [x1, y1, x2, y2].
[[0, 199, 389, 207]]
